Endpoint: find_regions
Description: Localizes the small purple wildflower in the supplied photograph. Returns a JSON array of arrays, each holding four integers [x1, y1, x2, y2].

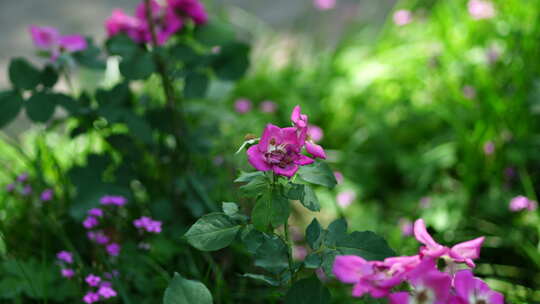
[[100, 195, 127, 206], [133, 216, 162, 234], [334, 171, 344, 184], [56, 251, 73, 264], [40, 189, 54, 202], [61, 268, 75, 278], [88, 208, 104, 217], [83, 292, 100, 304], [483, 141, 495, 155], [308, 125, 324, 142], [85, 274, 101, 287], [87, 230, 109, 244], [21, 185, 32, 196], [98, 285, 117, 299], [17, 173, 29, 182], [106, 243, 121, 257], [6, 183, 15, 192], [398, 218, 414, 237], [83, 216, 99, 229], [463, 85, 477, 99]]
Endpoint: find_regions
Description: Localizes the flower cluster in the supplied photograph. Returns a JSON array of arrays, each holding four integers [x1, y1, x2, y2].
[[83, 195, 128, 257], [5, 173, 54, 202], [247, 106, 326, 177], [105, 0, 207, 45], [133, 216, 162, 233], [509, 195, 537, 212], [56, 251, 75, 278], [29, 26, 87, 61], [333, 219, 504, 303], [83, 274, 117, 304]]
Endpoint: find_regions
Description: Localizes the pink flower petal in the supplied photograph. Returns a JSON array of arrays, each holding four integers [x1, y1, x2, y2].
[[247, 145, 271, 171], [305, 141, 327, 159]]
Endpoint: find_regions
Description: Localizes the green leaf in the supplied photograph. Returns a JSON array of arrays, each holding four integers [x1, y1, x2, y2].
[[297, 161, 337, 189], [120, 50, 156, 80], [222, 202, 239, 217], [234, 171, 265, 183], [211, 42, 250, 81], [0, 91, 23, 128], [306, 218, 323, 250], [239, 174, 269, 197], [252, 189, 290, 231], [184, 212, 241, 251], [288, 183, 320, 212], [242, 227, 266, 254], [304, 253, 322, 269], [241, 273, 280, 286], [107, 34, 139, 58], [163, 272, 213, 304], [335, 231, 396, 260], [73, 38, 105, 69], [9, 58, 41, 90], [124, 113, 154, 144], [254, 234, 289, 274], [324, 219, 348, 247], [184, 72, 209, 99], [40, 65, 58, 88], [170, 44, 198, 64], [194, 21, 236, 46], [25, 92, 56, 122], [284, 276, 331, 304], [53, 93, 81, 115], [321, 249, 339, 277]]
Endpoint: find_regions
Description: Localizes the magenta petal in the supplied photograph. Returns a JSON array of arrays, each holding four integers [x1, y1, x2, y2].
[[333, 255, 368, 284], [295, 154, 314, 166], [305, 141, 327, 159], [247, 145, 271, 172], [489, 291, 505, 304], [59, 35, 87, 52], [423, 271, 452, 300], [450, 236, 484, 261], [454, 270, 475, 299], [291, 105, 301, 124], [29, 25, 60, 50], [389, 292, 410, 304], [273, 164, 299, 178], [259, 124, 281, 152], [413, 219, 441, 249]]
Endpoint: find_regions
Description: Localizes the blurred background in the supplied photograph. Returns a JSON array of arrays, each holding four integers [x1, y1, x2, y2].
[[1, 0, 540, 303]]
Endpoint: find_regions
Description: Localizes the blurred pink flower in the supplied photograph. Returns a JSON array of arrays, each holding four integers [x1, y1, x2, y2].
[[17, 173, 29, 182], [483, 141, 495, 155], [21, 185, 32, 196], [393, 10, 412, 26], [509, 195, 537, 212], [314, 0, 336, 11], [168, 0, 208, 25], [234, 99, 252, 114], [419, 196, 431, 209], [293, 245, 308, 261], [260, 100, 278, 113], [29, 25, 87, 61], [463, 85, 477, 99], [6, 183, 15, 192], [337, 190, 356, 208], [61, 268, 75, 278], [308, 125, 324, 142], [468, 0, 496, 20], [133, 216, 162, 233], [88, 208, 104, 217], [398, 218, 413, 237], [334, 171, 344, 184]]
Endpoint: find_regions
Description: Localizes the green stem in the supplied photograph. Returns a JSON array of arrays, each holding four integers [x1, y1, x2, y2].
[[273, 173, 295, 285]]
